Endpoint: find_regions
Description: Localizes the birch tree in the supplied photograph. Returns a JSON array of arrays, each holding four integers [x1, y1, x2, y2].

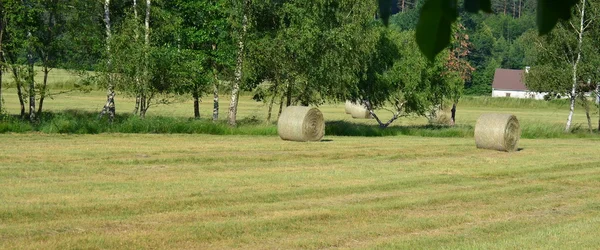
[[99, 0, 115, 121], [228, 0, 249, 126], [566, 0, 588, 131], [0, 2, 4, 113], [166, 0, 234, 120], [139, 0, 151, 118], [526, 0, 597, 132]]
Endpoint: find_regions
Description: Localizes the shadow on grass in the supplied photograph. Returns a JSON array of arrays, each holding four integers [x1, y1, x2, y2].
[[2, 111, 599, 139], [325, 120, 474, 138]]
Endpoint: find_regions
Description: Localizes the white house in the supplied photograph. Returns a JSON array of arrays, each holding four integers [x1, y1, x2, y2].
[[491, 68, 546, 100]]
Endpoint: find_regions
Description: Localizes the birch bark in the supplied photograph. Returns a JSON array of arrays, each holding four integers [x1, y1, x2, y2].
[[99, 0, 116, 121], [227, 3, 248, 126], [565, 0, 586, 132]]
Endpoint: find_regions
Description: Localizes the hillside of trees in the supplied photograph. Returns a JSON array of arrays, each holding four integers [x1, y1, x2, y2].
[[0, 0, 598, 129]]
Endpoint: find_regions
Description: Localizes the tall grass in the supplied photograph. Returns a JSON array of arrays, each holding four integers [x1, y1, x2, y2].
[[459, 96, 571, 109], [1, 110, 598, 139], [0, 110, 277, 135]]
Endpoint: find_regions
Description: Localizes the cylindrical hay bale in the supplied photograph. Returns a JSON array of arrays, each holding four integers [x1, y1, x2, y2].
[[278, 106, 325, 142], [344, 101, 353, 114], [345, 101, 372, 119], [475, 113, 521, 152]]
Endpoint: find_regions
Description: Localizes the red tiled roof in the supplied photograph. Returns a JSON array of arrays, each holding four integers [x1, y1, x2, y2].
[[492, 69, 527, 91]]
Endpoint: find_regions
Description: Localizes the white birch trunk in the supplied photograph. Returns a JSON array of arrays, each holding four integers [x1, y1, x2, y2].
[[27, 31, 35, 122], [100, 0, 116, 121], [565, 0, 586, 132], [133, 0, 138, 22], [145, 0, 150, 47], [139, 0, 151, 118], [213, 83, 219, 122], [228, 5, 248, 126], [0, 12, 4, 113], [132, 0, 141, 114]]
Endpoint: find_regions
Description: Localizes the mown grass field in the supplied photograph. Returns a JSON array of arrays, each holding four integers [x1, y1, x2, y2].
[[1, 134, 600, 249], [2, 70, 600, 248]]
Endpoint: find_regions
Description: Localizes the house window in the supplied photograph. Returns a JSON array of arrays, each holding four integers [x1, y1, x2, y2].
[[506, 93, 511, 97]]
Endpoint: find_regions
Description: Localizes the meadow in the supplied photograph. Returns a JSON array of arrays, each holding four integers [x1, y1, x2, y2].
[[1, 71, 600, 249], [2, 134, 600, 249]]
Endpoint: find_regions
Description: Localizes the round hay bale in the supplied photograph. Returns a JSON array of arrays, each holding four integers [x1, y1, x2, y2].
[[344, 101, 353, 114], [474, 113, 521, 152], [345, 101, 372, 119], [278, 106, 325, 142]]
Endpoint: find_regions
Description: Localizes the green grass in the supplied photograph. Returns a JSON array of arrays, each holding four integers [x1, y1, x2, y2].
[[2, 67, 87, 90], [2, 71, 600, 248], [0, 90, 597, 138], [1, 134, 600, 249]]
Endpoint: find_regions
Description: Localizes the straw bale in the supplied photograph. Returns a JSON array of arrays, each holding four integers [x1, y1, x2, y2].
[[475, 113, 521, 152], [278, 106, 325, 142]]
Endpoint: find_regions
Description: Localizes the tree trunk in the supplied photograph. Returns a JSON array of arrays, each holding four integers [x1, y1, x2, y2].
[[0, 66, 2, 113], [503, 0, 507, 15], [451, 103, 457, 126], [518, 0, 522, 18], [38, 65, 50, 115], [140, 0, 151, 117], [597, 85, 600, 133], [131, 0, 141, 115], [512, 0, 516, 18], [213, 83, 219, 122], [277, 94, 285, 120], [0, 10, 4, 113], [145, 0, 150, 47], [266, 82, 279, 123], [401, 0, 405, 12], [581, 95, 592, 133], [193, 93, 200, 119], [228, 4, 248, 126], [11, 67, 26, 118], [133, 0, 138, 25], [100, 0, 115, 121], [139, 94, 146, 118], [27, 32, 36, 122], [565, 0, 586, 132], [285, 81, 292, 107]]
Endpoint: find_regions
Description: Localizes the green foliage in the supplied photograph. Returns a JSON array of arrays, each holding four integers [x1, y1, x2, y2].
[[525, 1, 600, 97], [537, 0, 579, 34], [464, 0, 492, 13], [416, 0, 458, 61], [379, 0, 578, 60]]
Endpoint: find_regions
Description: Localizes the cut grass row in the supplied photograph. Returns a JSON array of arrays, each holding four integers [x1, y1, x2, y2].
[[1, 134, 600, 249]]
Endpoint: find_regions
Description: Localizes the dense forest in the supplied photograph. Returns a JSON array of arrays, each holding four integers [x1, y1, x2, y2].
[[0, 0, 599, 128]]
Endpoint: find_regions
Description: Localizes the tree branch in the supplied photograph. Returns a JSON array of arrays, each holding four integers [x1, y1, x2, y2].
[[363, 99, 406, 129]]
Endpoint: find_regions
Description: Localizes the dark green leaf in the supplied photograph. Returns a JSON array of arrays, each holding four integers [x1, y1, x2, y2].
[[378, 0, 393, 26], [479, 0, 492, 13], [416, 0, 458, 61], [464, 0, 492, 13], [537, 0, 578, 35]]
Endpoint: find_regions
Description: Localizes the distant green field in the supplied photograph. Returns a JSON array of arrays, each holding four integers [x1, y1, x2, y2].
[[1, 134, 600, 249], [2, 67, 597, 131], [2, 67, 85, 89], [1, 89, 596, 133]]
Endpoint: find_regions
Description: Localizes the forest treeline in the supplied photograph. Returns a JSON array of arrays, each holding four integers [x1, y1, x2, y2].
[[0, 0, 599, 131]]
